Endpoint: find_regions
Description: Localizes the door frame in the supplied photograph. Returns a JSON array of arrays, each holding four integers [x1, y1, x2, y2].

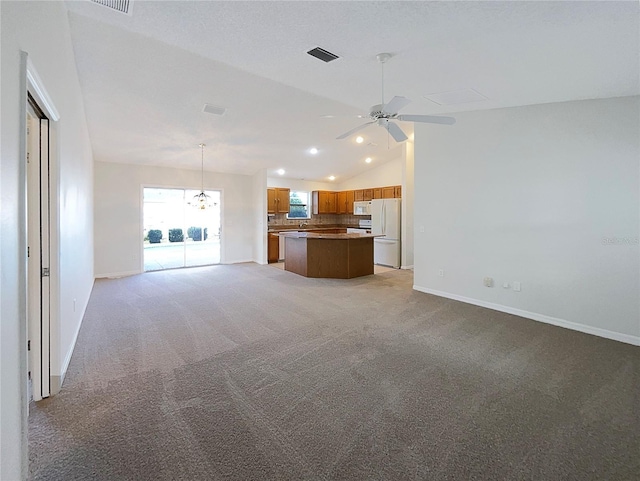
[[20, 52, 61, 405], [26, 101, 51, 401]]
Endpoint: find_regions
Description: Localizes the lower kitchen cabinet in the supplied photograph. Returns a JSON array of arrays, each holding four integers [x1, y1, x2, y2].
[[268, 233, 279, 263]]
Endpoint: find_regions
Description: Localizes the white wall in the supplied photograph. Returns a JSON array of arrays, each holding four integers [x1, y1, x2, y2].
[[338, 156, 403, 190], [253, 169, 267, 264], [1, 2, 94, 478], [94, 161, 257, 277], [401, 141, 415, 268], [414, 96, 640, 344], [268, 177, 335, 192]]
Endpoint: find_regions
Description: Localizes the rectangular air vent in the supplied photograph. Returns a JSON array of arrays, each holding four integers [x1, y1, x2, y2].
[[307, 47, 339, 63], [202, 104, 226, 116], [90, 0, 132, 15]]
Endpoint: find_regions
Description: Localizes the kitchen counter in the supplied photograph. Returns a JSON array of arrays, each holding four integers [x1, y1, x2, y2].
[[267, 225, 362, 232], [278, 232, 377, 239], [279, 232, 376, 279]]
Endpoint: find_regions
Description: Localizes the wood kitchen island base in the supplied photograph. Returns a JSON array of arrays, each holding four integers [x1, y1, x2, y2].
[[282, 233, 376, 279]]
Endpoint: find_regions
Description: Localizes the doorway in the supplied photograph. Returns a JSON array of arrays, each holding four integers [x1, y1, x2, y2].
[[143, 187, 221, 271], [26, 94, 51, 401]]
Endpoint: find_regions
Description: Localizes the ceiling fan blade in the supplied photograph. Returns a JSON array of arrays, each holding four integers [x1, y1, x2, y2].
[[396, 114, 456, 125], [336, 121, 376, 140], [385, 121, 408, 142], [383, 96, 411, 115]]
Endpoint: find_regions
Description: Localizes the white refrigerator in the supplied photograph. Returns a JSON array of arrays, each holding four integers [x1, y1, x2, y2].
[[371, 198, 401, 268]]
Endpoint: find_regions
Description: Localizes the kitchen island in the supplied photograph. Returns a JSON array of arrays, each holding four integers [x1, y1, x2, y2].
[[278, 232, 377, 279]]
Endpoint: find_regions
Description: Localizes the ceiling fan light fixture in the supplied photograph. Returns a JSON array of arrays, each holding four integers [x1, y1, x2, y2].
[[335, 52, 456, 143]]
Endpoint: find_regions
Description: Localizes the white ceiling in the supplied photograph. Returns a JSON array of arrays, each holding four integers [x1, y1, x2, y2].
[[64, 1, 639, 182]]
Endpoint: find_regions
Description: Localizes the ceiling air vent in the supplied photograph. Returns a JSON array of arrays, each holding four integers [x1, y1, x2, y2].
[[307, 47, 339, 63], [202, 104, 226, 116], [89, 0, 133, 15]]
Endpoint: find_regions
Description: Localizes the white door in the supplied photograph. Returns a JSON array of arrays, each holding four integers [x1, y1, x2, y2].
[[27, 102, 51, 401]]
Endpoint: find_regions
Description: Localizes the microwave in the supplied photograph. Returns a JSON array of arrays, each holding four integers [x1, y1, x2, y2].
[[353, 201, 371, 215]]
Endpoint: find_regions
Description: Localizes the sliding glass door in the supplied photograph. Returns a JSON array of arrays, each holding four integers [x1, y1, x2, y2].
[[143, 187, 221, 271]]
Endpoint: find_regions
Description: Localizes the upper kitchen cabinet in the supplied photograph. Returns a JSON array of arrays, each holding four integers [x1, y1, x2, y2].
[[267, 187, 290, 214], [382, 186, 395, 198], [336, 190, 355, 214], [394, 185, 402, 198], [354, 190, 364, 202], [312, 190, 337, 214], [363, 189, 373, 201]]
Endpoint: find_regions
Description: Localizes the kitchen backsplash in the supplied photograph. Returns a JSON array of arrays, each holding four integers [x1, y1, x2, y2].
[[268, 213, 367, 226]]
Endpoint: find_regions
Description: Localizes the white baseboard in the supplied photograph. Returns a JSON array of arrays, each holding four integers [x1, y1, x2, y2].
[[57, 292, 90, 391], [225, 259, 256, 265], [413, 285, 640, 347], [96, 269, 140, 279], [401, 265, 414, 270]]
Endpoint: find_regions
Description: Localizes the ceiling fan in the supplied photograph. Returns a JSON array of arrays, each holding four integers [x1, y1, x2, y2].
[[336, 53, 456, 143]]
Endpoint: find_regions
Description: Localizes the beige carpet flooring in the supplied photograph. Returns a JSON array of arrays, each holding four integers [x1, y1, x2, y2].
[[28, 263, 639, 480]]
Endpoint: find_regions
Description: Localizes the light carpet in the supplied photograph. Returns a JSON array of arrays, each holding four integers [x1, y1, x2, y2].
[[28, 263, 639, 480]]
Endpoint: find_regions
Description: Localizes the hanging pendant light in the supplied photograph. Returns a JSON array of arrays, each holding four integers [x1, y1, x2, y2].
[[191, 143, 212, 210]]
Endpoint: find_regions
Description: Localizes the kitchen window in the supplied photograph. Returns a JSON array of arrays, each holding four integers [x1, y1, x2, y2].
[[288, 191, 310, 219]]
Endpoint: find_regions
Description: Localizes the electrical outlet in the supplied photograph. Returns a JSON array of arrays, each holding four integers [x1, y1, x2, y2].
[[419, 225, 425, 233], [513, 281, 521, 292], [483, 277, 494, 287], [503, 282, 510, 289], [438, 269, 444, 277]]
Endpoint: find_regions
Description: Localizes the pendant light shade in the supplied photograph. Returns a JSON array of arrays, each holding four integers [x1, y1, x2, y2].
[[192, 143, 212, 210]]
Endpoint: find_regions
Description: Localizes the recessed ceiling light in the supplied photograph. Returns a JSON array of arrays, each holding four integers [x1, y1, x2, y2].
[[365, 157, 372, 163], [329, 175, 335, 181], [277, 169, 285, 175], [356, 136, 364, 144], [309, 147, 318, 155]]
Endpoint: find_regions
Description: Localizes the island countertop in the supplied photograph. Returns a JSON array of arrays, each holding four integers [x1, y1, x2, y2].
[[277, 232, 379, 240]]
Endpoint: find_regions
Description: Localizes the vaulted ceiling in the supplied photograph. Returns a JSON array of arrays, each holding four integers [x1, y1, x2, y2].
[[64, 1, 639, 182]]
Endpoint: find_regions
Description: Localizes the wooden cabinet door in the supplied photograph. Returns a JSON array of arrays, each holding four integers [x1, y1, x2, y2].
[[394, 185, 402, 198], [382, 186, 395, 198], [336, 191, 347, 214], [268, 234, 279, 263], [327, 192, 337, 213], [314, 191, 327, 214], [267, 188, 277, 214], [318, 191, 328, 213], [276, 188, 290, 213], [363, 189, 373, 201], [373, 188, 382, 199], [346, 190, 355, 214], [354, 190, 364, 202]]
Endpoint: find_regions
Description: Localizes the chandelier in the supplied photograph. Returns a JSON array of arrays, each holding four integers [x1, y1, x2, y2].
[[191, 143, 213, 210]]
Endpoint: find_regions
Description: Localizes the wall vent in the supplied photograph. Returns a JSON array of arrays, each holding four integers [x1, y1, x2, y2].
[[89, 0, 133, 15], [307, 47, 339, 63]]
